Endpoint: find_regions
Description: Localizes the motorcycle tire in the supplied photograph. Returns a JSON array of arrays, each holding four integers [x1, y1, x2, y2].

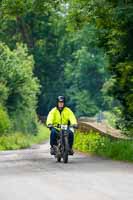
[[63, 137, 69, 163]]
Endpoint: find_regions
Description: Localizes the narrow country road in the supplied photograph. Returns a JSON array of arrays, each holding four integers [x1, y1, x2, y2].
[[0, 142, 133, 200]]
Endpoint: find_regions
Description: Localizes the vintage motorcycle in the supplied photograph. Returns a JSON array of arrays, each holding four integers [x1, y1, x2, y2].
[[49, 124, 77, 163]]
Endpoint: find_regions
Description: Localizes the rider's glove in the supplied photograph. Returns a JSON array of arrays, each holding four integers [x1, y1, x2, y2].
[[57, 124, 61, 128], [47, 124, 53, 130], [73, 124, 78, 129]]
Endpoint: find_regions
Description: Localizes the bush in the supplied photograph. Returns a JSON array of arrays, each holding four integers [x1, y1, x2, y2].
[[74, 131, 133, 162], [103, 111, 117, 128], [74, 131, 102, 153], [0, 42, 40, 134], [11, 110, 39, 135], [0, 106, 11, 136], [97, 137, 133, 161], [0, 125, 49, 150]]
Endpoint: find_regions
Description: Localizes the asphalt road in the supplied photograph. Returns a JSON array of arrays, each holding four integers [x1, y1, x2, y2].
[[0, 142, 133, 200]]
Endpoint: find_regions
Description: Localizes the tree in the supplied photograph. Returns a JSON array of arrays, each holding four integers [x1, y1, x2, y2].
[[64, 24, 108, 116], [66, 0, 133, 134], [0, 42, 40, 134], [0, 0, 66, 115]]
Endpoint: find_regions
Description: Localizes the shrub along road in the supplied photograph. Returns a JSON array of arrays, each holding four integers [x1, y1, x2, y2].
[[0, 142, 133, 200]]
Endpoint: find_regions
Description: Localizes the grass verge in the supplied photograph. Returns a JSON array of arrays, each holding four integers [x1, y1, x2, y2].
[[74, 131, 133, 162], [0, 125, 50, 150]]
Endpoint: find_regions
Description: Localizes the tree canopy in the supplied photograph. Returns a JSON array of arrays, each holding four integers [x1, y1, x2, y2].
[[0, 0, 132, 135]]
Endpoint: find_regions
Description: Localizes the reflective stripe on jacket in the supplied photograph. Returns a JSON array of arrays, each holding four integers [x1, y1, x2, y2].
[[46, 107, 77, 127]]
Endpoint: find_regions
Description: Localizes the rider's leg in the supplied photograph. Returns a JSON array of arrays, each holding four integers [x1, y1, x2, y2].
[[50, 128, 58, 146], [68, 130, 74, 148], [50, 128, 58, 155], [68, 130, 74, 155]]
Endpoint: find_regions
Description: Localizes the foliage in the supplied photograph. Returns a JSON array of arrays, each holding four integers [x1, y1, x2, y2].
[[0, 0, 110, 117], [74, 131, 102, 153], [0, 0, 66, 115], [103, 111, 117, 128], [66, 0, 133, 135], [64, 24, 109, 116], [0, 125, 49, 150], [0, 105, 11, 135], [74, 131, 133, 162], [0, 0, 132, 136], [0, 42, 40, 134]]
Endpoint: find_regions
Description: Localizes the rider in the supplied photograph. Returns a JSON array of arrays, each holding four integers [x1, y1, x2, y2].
[[46, 96, 78, 155]]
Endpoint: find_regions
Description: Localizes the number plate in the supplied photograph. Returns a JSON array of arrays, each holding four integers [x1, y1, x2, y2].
[[60, 125, 68, 130]]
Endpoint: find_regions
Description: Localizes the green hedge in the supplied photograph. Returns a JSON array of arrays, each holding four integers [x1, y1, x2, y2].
[[0, 125, 49, 150], [0, 106, 11, 136], [74, 131, 133, 162]]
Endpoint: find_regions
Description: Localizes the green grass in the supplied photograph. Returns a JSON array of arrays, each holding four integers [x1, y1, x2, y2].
[[0, 125, 50, 150], [74, 131, 133, 162]]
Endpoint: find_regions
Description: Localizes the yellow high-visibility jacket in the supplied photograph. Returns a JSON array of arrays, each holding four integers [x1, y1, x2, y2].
[[46, 107, 77, 127]]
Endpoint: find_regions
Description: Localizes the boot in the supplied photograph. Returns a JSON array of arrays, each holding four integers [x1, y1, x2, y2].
[[50, 146, 56, 155], [69, 148, 74, 155]]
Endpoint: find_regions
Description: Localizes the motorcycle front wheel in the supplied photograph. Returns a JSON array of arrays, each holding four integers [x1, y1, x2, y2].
[[63, 136, 69, 163]]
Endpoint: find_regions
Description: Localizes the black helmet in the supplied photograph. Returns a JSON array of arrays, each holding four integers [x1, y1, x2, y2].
[[57, 96, 65, 103]]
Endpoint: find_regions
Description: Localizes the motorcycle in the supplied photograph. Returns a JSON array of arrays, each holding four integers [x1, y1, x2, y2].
[[49, 124, 77, 163]]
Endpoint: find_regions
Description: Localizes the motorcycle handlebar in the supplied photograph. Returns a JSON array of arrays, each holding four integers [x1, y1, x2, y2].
[[47, 124, 78, 129]]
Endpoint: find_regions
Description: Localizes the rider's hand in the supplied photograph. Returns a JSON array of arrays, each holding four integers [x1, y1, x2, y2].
[[73, 124, 78, 129], [47, 124, 53, 130], [57, 124, 61, 128]]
